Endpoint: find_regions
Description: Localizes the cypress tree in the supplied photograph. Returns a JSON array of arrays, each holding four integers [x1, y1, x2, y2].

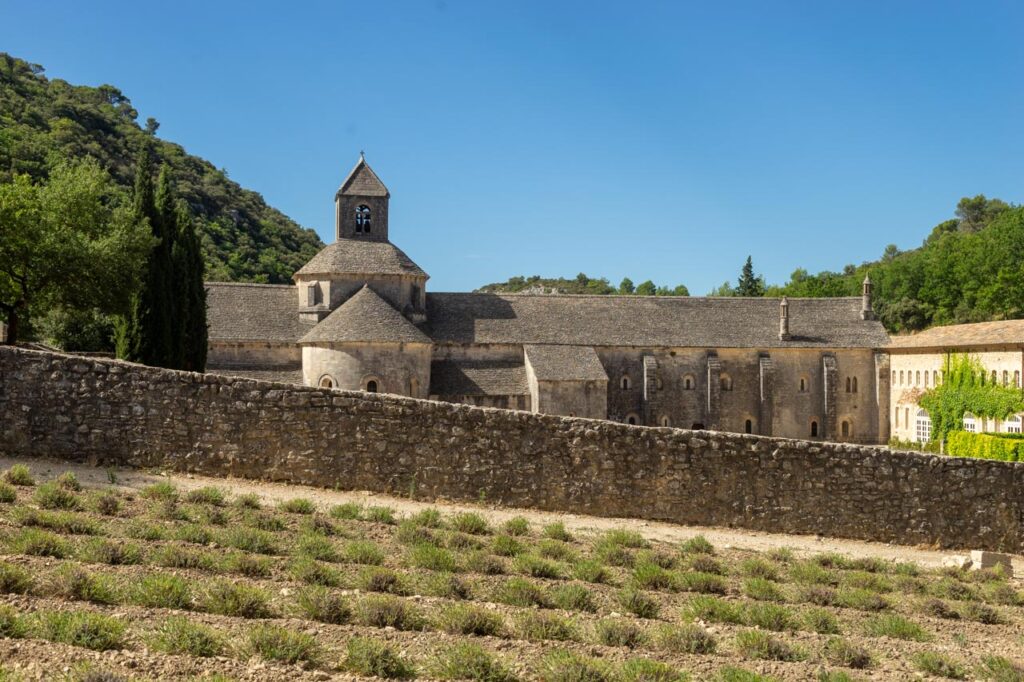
[[155, 166, 182, 369], [173, 203, 208, 371], [736, 256, 765, 297], [117, 147, 175, 365]]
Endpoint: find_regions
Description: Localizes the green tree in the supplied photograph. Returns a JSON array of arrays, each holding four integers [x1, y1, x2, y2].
[[0, 158, 151, 344], [635, 280, 657, 296], [708, 281, 735, 297], [736, 256, 765, 297], [173, 204, 208, 371], [618, 277, 635, 295], [919, 354, 1024, 442], [955, 195, 1009, 233]]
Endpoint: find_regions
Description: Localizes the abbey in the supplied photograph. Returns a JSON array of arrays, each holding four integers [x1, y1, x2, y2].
[[205, 156, 893, 443]]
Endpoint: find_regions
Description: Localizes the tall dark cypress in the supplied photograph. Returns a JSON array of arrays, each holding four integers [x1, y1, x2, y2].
[[155, 165, 182, 369], [117, 147, 174, 365], [173, 203, 208, 371]]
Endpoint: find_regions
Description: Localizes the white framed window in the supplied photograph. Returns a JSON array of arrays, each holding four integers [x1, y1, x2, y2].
[[1007, 415, 1022, 434], [915, 409, 931, 443], [963, 412, 977, 433]]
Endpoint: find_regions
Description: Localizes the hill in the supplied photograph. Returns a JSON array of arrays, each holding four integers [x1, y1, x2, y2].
[[0, 53, 323, 284]]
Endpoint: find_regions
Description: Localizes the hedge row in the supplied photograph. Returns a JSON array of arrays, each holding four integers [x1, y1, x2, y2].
[[947, 431, 1024, 462]]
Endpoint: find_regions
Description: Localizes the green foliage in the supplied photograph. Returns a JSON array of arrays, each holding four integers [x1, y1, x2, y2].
[[478, 272, 688, 297], [344, 636, 414, 679], [618, 658, 689, 682], [148, 617, 223, 657], [540, 649, 612, 682], [912, 651, 967, 679], [0, 562, 33, 594], [594, 618, 645, 648], [247, 624, 320, 664], [279, 497, 315, 514], [32, 610, 126, 651], [295, 585, 350, 624], [947, 431, 1024, 461], [200, 580, 271, 618], [2, 465, 33, 486], [734, 629, 803, 661], [735, 256, 765, 297], [435, 603, 504, 636], [919, 354, 1024, 443], [652, 623, 717, 654], [0, 52, 323, 294], [430, 642, 517, 682]]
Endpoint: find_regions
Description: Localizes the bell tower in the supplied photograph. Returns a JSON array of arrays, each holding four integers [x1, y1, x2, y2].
[[335, 153, 389, 242]]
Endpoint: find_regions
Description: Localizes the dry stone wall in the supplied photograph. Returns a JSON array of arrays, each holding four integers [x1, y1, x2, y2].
[[2, 346, 1022, 551]]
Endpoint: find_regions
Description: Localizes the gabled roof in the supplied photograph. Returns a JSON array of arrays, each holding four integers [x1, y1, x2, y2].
[[299, 286, 431, 345], [294, 239, 428, 279], [888, 319, 1024, 350], [430, 359, 529, 396], [426, 293, 890, 349], [525, 345, 608, 381], [205, 282, 311, 342], [338, 155, 389, 197]]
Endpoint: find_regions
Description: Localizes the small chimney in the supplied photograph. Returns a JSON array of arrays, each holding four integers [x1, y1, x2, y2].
[[861, 275, 874, 320], [779, 296, 791, 341]]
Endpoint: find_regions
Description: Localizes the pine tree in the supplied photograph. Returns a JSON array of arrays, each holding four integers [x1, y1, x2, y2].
[[174, 203, 207, 371], [736, 256, 765, 297], [116, 151, 176, 366]]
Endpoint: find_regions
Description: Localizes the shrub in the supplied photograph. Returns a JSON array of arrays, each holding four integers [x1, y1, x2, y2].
[[52, 471, 80, 492], [618, 658, 689, 682], [632, 562, 675, 591], [981, 582, 1021, 606], [947, 431, 1024, 462], [863, 614, 929, 641], [450, 512, 490, 535], [813, 552, 852, 569], [677, 571, 727, 594], [409, 542, 457, 572], [141, 481, 178, 501], [493, 534, 526, 557], [289, 557, 342, 586], [652, 623, 716, 654], [716, 667, 777, 682], [124, 521, 165, 541], [436, 603, 504, 636], [912, 651, 967, 679], [537, 539, 575, 561], [93, 492, 120, 516], [14, 508, 99, 535], [618, 587, 660, 619], [365, 505, 397, 524], [329, 502, 363, 519], [355, 595, 424, 630], [595, 542, 635, 568], [280, 497, 315, 514], [551, 582, 596, 612], [396, 519, 436, 545], [822, 637, 871, 669], [929, 577, 979, 601], [790, 560, 834, 585], [150, 546, 215, 571], [132, 573, 192, 609], [797, 585, 837, 606], [408, 507, 443, 527], [572, 559, 610, 584], [9, 528, 69, 557], [33, 482, 79, 510], [684, 595, 744, 624], [817, 672, 856, 682], [359, 567, 405, 594], [0, 562, 33, 594], [801, 607, 840, 634], [295, 533, 339, 562], [502, 516, 530, 536], [200, 580, 271, 618], [300, 513, 337, 536], [961, 602, 1004, 624], [33, 610, 126, 651], [688, 554, 725, 575], [222, 552, 271, 578], [149, 616, 223, 657], [445, 532, 484, 551], [46, 565, 118, 604], [835, 587, 889, 612], [920, 597, 960, 620], [514, 554, 562, 579], [638, 549, 678, 569], [419, 572, 472, 601], [842, 570, 891, 593], [540, 650, 611, 682], [542, 521, 572, 542], [680, 535, 714, 554], [338, 540, 383, 566], [743, 577, 785, 602], [0, 604, 27, 638], [248, 623, 320, 664], [150, 497, 187, 521], [515, 610, 578, 642], [344, 637, 413, 679], [464, 550, 506, 575], [744, 602, 793, 631], [219, 527, 278, 554], [183, 486, 225, 506], [0, 482, 16, 503], [734, 629, 803, 661], [978, 655, 1024, 682], [294, 585, 350, 624], [430, 642, 516, 682], [3, 464, 34, 486], [174, 523, 213, 546], [594, 618, 645, 648], [493, 577, 549, 608], [234, 492, 261, 509], [740, 558, 779, 581], [242, 511, 286, 532], [603, 528, 649, 549]]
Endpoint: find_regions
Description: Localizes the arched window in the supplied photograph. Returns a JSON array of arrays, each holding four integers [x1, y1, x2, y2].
[[720, 374, 733, 391], [933, 370, 939, 385], [626, 414, 638, 425], [355, 204, 371, 233], [899, 370, 904, 386], [895, 408, 900, 428], [621, 375, 631, 390], [318, 375, 334, 389], [1016, 371, 1021, 388], [904, 407, 909, 430], [915, 409, 931, 443], [841, 420, 851, 438], [963, 412, 977, 433], [1003, 370, 1009, 386], [845, 377, 851, 393], [682, 374, 695, 390], [810, 420, 819, 438], [1007, 415, 1022, 434], [660, 415, 670, 427], [924, 371, 929, 388], [852, 377, 858, 393], [991, 370, 998, 385], [915, 371, 921, 386], [799, 377, 807, 392], [364, 379, 379, 393], [891, 370, 896, 385], [744, 419, 753, 434]]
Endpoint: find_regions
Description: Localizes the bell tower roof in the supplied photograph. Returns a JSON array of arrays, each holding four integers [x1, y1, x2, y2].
[[337, 153, 389, 198]]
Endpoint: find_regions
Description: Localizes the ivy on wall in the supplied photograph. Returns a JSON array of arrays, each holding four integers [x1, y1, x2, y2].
[[919, 353, 1024, 442]]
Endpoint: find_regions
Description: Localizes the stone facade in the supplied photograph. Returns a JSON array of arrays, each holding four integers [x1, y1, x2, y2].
[[205, 157, 892, 443], [2, 346, 1022, 551]]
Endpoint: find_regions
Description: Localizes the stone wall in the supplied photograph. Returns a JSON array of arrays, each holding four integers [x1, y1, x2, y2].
[[2, 346, 1022, 551]]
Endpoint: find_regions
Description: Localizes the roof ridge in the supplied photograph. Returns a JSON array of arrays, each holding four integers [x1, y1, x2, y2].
[[206, 281, 295, 289]]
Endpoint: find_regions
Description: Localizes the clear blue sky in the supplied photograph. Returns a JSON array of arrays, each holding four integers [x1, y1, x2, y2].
[[3, 1, 1022, 293]]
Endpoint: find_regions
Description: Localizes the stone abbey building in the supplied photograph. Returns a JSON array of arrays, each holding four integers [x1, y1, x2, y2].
[[206, 157, 893, 443]]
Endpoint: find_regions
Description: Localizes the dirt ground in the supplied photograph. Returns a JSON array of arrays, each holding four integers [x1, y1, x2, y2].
[[4, 455, 1018, 575]]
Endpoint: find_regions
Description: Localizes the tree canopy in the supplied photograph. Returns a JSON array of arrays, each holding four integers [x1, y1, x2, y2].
[[477, 273, 689, 297], [919, 354, 1024, 443]]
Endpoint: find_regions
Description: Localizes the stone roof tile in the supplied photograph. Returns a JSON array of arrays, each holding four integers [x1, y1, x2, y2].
[[299, 286, 432, 345], [525, 345, 608, 381], [429, 359, 529, 396], [888, 319, 1024, 350], [338, 157, 389, 197], [205, 283, 311, 342], [294, 239, 427, 278]]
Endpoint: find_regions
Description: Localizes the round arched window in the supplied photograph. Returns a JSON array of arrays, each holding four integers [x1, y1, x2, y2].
[[365, 379, 378, 393], [355, 205, 371, 233], [318, 375, 334, 389]]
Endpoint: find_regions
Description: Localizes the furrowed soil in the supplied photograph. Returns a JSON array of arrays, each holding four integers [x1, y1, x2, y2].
[[0, 455, 1021, 682]]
